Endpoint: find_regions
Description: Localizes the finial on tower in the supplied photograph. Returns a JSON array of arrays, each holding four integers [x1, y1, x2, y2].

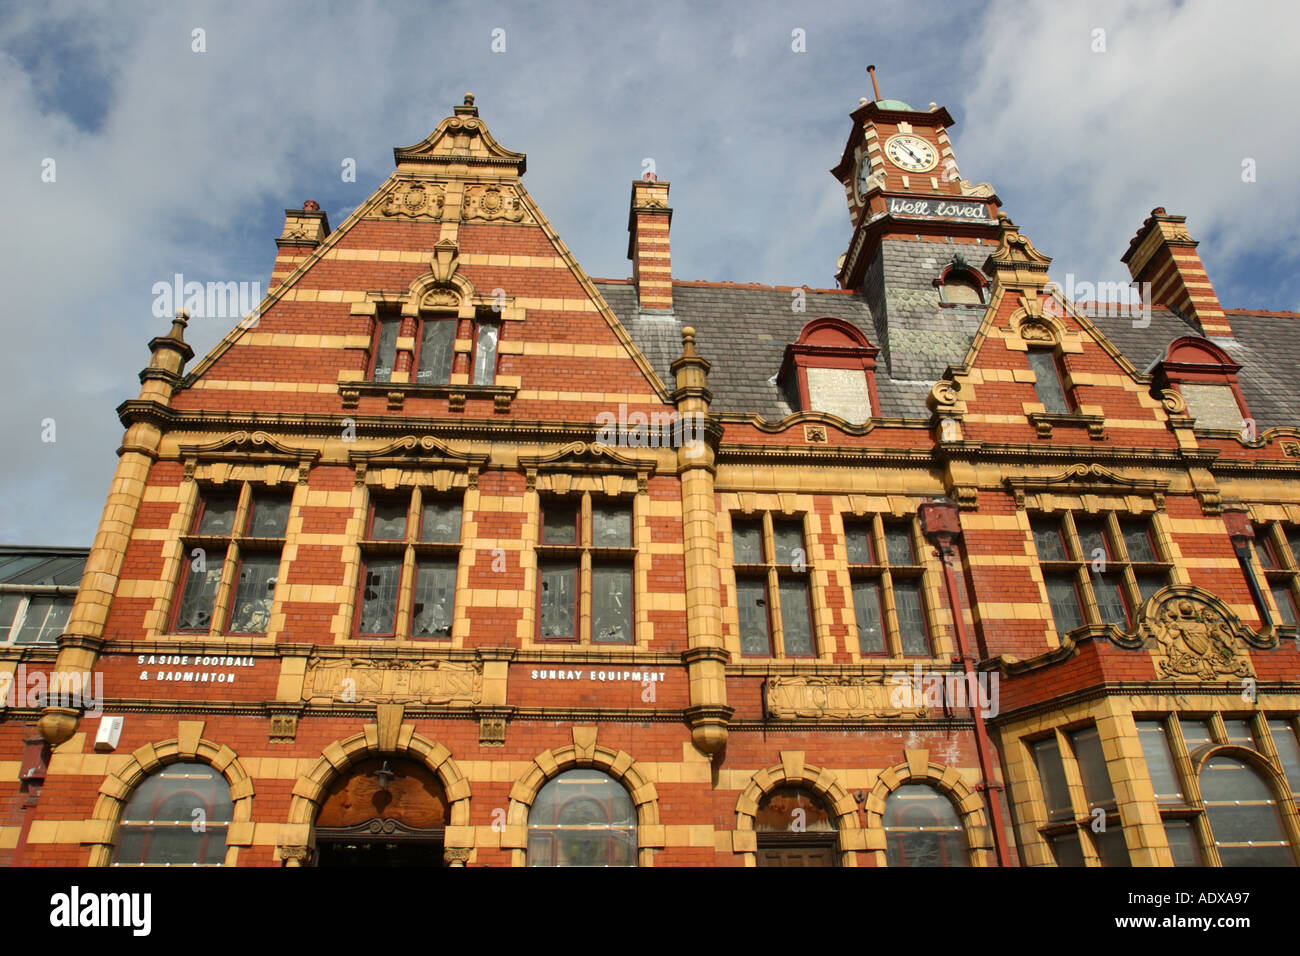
[[866, 65, 882, 101]]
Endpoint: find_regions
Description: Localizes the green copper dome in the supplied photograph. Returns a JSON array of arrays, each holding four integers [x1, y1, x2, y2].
[[875, 98, 913, 111]]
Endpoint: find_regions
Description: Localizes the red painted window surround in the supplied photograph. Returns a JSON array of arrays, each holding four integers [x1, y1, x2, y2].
[[777, 317, 880, 416], [1150, 337, 1251, 421]]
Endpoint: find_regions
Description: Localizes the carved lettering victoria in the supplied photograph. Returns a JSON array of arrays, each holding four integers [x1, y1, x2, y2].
[[302, 658, 482, 705]]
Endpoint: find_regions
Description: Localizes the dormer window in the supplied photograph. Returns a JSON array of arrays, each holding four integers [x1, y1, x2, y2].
[[936, 255, 988, 306], [1150, 337, 1249, 432], [777, 317, 879, 424]]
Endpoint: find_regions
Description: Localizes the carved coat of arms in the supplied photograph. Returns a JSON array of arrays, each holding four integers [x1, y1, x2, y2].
[[1144, 593, 1254, 680]]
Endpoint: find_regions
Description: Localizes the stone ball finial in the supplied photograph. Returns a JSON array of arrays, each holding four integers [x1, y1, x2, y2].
[[682, 326, 696, 341], [465, 92, 475, 106], [1152, 206, 1166, 216], [302, 199, 320, 211]]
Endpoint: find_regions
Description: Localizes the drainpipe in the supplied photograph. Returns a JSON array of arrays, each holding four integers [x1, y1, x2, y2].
[[919, 500, 1012, 867], [1223, 507, 1272, 628], [10, 729, 50, 866]]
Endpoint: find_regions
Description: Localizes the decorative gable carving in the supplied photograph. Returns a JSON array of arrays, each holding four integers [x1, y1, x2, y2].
[[1004, 463, 1168, 510], [519, 441, 656, 493]]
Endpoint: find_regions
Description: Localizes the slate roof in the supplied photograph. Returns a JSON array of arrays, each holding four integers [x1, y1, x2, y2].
[[596, 280, 933, 420], [596, 279, 1300, 431]]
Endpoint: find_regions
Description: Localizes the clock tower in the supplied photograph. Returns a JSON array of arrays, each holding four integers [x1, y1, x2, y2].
[[831, 67, 1003, 292]]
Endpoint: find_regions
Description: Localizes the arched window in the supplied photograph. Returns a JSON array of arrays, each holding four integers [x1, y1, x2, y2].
[[941, 271, 985, 304], [755, 785, 838, 866], [883, 784, 969, 867], [527, 770, 636, 867], [1199, 756, 1294, 866], [112, 762, 233, 866], [937, 257, 988, 306]]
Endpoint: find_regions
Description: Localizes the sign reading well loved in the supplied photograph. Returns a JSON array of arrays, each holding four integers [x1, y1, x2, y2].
[[887, 197, 989, 221]]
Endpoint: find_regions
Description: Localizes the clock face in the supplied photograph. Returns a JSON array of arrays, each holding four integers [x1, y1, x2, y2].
[[884, 134, 938, 173], [855, 158, 875, 201]]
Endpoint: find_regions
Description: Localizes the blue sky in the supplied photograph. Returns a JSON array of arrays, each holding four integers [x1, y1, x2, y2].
[[2, 0, 1298, 545]]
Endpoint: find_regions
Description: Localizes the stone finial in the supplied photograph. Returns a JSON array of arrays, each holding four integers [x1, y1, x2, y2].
[[302, 199, 320, 211], [465, 92, 475, 106], [681, 326, 697, 355]]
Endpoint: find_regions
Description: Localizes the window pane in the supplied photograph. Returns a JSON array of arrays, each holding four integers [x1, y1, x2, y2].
[[412, 560, 456, 638], [1074, 520, 1107, 563], [474, 319, 499, 385], [884, 785, 967, 867], [16, 596, 71, 644], [1179, 719, 1214, 751], [1031, 518, 1067, 561], [732, 521, 762, 564], [174, 550, 225, 632], [1136, 572, 1168, 606], [1255, 532, 1277, 569], [196, 496, 237, 535], [1070, 726, 1116, 809], [893, 580, 930, 656], [226, 554, 279, 634], [845, 525, 874, 564], [1223, 718, 1255, 749], [1200, 756, 1294, 866], [420, 499, 462, 543], [416, 318, 456, 385], [357, 559, 401, 636], [372, 315, 400, 382], [542, 504, 578, 545], [1045, 573, 1084, 634], [592, 565, 633, 644], [778, 578, 813, 656], [1286, 529, 1300, 568], [736, 578, 770, 656], [1267, 719, 1300, 792], [853, 580, 885, 655], [1031, 736, 1074, 822], [773, 522, 805, 568], [247, 495, 291, 538], [1136, 721, 1184, 803], [1027, 350, 1069, 414], [883, 524, 915, 565], [1092, 571, 1130, 627], [1048, 830, 1085, 867], [528, 770, 637, 868], [539, 562, 577, 639], [0, 593, 22, 642], [592, 504, 632, 548], [369, 500, 408, 540], [1270, 582, 1298, 626], [1122, 522, 1156, 562], [1093, 826, 1130, 867], [1163, 819, 1202, 867], [113, 763, 233, 867]]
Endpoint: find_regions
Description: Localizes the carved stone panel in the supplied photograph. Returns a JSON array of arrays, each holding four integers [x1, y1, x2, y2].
[[463, 184, 531, 223], [765, 675, 928, 719], [302, 658, 482, 705], [1141, 590, 1256, 680], [381, 182, 446, 219]]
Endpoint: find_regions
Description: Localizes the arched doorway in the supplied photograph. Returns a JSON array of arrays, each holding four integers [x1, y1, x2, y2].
[[755, 786, 838, 867], [315, 757, 449, 867]]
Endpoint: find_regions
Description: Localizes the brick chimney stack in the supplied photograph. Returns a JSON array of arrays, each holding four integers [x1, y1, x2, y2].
[[273, 200, 331, 289], [627, 174, 673, 311], [1122, 207, 1232, 338]]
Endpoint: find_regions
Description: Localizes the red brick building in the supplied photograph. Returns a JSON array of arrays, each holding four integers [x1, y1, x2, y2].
[[4, 87, 1299, 867]]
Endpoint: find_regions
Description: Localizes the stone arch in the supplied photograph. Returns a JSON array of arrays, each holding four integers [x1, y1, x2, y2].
[[864, 749, 994, 866], [504, 726, 664, 867], [281, 714, 471, 866], [85, 719, 253, 867], [405, 270, 478, 318], [733, 750, 862, 866]]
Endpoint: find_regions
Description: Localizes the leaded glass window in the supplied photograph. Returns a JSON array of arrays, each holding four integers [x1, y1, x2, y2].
[[528, 770, 637, 867], [113, 763, 233, 866]]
